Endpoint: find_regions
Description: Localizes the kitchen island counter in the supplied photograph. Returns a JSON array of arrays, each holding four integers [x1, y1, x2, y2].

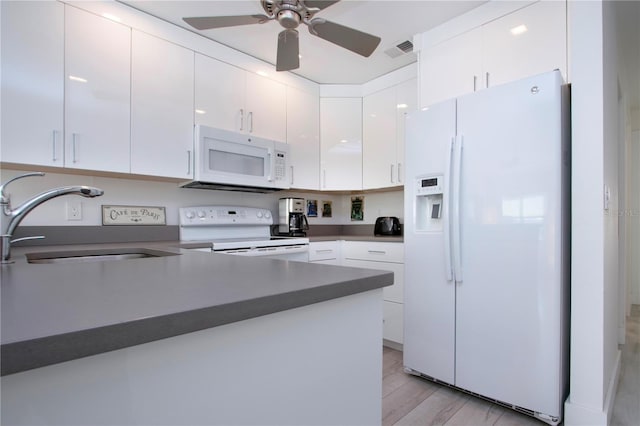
[[1, 241, 393, 376]]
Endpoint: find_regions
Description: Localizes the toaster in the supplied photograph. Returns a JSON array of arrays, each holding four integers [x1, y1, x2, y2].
[[374, 216, 401, 236]]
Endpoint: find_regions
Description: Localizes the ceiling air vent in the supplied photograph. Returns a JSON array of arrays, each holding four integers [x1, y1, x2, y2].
[[384, 40, 414, 59]]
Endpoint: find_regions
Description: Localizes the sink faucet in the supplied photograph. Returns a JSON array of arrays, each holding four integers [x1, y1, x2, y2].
[[1, 172, 104, 263]]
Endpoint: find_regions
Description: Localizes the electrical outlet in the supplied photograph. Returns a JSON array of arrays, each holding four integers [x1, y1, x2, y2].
[[66, 201, 82, 221]]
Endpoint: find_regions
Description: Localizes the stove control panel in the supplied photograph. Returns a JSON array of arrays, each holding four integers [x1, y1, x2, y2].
[[179, 206, 273, 226]]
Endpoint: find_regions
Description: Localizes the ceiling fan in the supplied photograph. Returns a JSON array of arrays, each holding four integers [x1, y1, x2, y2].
[[183, 0, 382, 72]]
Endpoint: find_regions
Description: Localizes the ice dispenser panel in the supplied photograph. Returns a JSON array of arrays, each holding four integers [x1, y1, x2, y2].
[[415, 175, 444, 232]]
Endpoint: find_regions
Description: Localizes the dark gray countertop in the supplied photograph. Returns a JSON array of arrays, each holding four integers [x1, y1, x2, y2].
[[309, 235, 404, 243], [1, 242, 392, 376]]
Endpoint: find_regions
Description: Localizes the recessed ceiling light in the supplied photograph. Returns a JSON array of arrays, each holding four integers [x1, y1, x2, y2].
[[510, 25, 527, 36], [397, 103, 408, 109], [195, 109, 206, 115], [340, 139, 348, 143], [68, 75, 88, 83], [256, 70, 269, 77], [102, 13, 122, 23]]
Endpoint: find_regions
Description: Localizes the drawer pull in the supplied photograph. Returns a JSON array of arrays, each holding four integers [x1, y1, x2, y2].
[[368, 250, 386, 255], [315, 249, 333, 254]]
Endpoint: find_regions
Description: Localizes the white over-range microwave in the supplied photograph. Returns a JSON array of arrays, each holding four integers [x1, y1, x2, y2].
[[182, 125, 290, 192]]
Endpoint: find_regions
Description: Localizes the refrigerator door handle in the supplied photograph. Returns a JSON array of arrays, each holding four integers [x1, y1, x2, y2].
[[452, 135, 463, 283], [443, 137, 455, 282]]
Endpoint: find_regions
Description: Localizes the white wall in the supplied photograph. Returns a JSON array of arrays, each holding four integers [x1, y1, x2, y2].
[[630, 130, 640, 306], [0, 168, 403, 228], [564, 1, 622, 424]]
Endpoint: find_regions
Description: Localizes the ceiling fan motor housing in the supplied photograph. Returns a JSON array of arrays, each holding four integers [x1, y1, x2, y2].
[[278, 9, 301, 28]]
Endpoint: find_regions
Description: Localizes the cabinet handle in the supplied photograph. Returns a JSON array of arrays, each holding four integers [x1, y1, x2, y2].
[[473, 75, 477, 92], [485, 72, 490, 88], [72, 133, 78, 163], [52, 130, 58, 162], [368, 250, 386, 255], [322, 169, 326, 188], [397, 163, 402, 183], [248, 111, 253, 133], [239, 109, 244, 131], [315, 249, 333, 254], [187, 150, 192, 175], [290, 166, 294, 185], [390, 164, 395, 184]]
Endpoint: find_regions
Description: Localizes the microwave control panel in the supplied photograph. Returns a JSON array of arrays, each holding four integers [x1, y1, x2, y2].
[[274, 149, 287, 182]]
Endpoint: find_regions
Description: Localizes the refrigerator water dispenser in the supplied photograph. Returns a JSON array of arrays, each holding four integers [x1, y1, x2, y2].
[[415, 175, 443, 232]]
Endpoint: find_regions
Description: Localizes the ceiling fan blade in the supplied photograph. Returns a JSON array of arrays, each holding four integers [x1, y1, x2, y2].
[[308, 19, 381, 57], [302, 1, 341, 10], [183, 15, 269, 30], [276, 29, 300, 71]]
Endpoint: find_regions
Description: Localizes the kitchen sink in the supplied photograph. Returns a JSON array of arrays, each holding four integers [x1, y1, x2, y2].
[[26, 248, 180, 264]]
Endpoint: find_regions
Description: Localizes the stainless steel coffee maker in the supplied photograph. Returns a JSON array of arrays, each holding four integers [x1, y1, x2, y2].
[[279, 197, 309, 237]]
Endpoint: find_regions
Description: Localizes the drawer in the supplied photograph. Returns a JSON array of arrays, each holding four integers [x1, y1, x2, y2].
[[342, 241, 404, 263], [308, 241, 341, 262]]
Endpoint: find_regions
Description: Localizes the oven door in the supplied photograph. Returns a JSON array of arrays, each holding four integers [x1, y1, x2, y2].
[[217, 244, 309, 262]]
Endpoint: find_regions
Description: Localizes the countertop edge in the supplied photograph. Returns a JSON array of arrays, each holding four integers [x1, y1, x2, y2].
[[1, 271, 392, 376]]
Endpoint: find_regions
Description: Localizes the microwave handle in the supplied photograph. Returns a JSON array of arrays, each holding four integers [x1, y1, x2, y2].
[[267, 149, 274, 182]]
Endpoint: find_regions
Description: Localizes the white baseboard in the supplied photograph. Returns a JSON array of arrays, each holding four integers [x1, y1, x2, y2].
[[563, 349, 622, 426]]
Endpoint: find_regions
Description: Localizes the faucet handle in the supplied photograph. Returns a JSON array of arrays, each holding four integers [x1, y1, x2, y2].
[[0, 172, 45, 203]]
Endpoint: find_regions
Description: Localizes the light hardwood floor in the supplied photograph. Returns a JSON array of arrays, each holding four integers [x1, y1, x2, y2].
[[382, 306, 640, 425]]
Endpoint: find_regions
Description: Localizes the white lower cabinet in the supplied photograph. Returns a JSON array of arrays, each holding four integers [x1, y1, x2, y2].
[[383, 301, 404, 345], [342, 241, 404, 344]]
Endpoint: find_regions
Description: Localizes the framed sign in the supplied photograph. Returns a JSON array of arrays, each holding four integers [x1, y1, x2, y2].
[[102, 205, 166, 226]]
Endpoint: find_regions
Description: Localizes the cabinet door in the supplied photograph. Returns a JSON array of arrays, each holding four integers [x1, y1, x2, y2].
[[481, 1, 567, 89], [131, 31, 194, 178], [286, 86, 320, 189], [194, 54, 245, 133], [320, 98, 362, 190], [395, 78, 417, 185], [363, 86, 397, 190], [383, 301, 404, 344], [1, 1, 64, 167], [419, 28, 482, 109], [245, 72, 287, 141], [342, 258, 403, 304], [64, 6, 130, 172]]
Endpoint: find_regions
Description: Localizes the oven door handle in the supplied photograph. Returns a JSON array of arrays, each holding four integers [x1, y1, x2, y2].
[[216, 245, 309, 257]]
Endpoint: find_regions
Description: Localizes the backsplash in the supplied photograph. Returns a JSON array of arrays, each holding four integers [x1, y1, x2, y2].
[[0, 169, 403, 227]]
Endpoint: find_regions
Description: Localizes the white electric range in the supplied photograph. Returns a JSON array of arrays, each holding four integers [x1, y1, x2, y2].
[[179, 205, 309, 262]]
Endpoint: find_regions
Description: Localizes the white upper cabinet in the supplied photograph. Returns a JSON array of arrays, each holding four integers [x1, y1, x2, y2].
[[363, 86, 397, 189], [419, 1, 566, 108], [131, 31, 195, 179], [320, 98, 363, 191], [395, 78, 418, 185], [481, 0, 566, 89], [419, 29, 482, 108], [195, 54, 287, 142], [1, 1, 64, 167], [194, 54, 245, 133], [245, 72, 287, 142], [286, 86, 320, 190], [363, 78, 417, 190], [64, 6, 131, 173]]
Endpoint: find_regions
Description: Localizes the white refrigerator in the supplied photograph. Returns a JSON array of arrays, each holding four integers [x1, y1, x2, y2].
[[403, 70, 570, 425]]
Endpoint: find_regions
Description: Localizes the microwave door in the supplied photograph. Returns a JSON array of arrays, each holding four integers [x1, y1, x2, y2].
[[200, 138, 274, 188]]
